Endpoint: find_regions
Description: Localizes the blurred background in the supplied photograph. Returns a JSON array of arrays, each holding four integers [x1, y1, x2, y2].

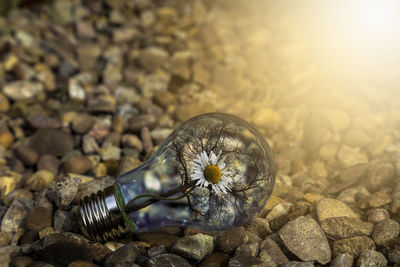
[[2, 0, 400, 265]]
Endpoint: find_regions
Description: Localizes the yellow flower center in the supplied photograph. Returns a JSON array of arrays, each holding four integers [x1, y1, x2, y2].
[[204, 165, 222, 184]]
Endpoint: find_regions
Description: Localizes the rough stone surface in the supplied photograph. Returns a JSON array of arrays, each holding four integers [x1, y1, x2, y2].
[[320, 216, 373, 240], [216, 227, 248, 254], [47, 176, 81, 208], [171, 233, 214, 261], [332, 236, 375, 257], [316, 198, 357, 222], [21, 232, 111, 266], [30, 129, 74, 156], [372, 219, 400, 246], [1, 198, 33, 233], [104, 244, 137, 267], [357, 249, 387, 267], [278, 216, 331, 264], [146, 253, 191, 267]]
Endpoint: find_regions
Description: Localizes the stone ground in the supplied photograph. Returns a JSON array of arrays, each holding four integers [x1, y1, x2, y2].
[[1, 0, 400, 266]]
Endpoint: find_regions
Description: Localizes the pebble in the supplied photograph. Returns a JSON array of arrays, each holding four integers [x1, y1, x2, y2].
[[47, 176, 81, 208], [64, 155, 92, 174], [216, 227, 248, 254], [138, 47, 169, 72], [9, 255, 34, 267], [366, 163, 394, 192], [30, 129, 74, 156], [67, 261, 99, 267], [234, 242, 259, 257], [0, 176, 17, 199], [3, 81, 43, 101], [357, 249, 387, 267], [21, 232, 111, 266], [0, 129, 13, 149], [15, 145, 39, 167], [104, 244, 137, 267], [259, 238, 289, 265], [0, 93, 9, 112], [228, 255, 266, 267], [27, 113, 61, 129], [316, 198, 357, 222], [1, 198, 33, 233], [98, 145, 121, 161], [339, 164, 368, 183], [121, 134, 143, 151], [171, 233, 214, 261], [0, 246, 21, 267], [141, 127, 153, 155], [343, 130, 372, 147], [199, 252, 229, 267], [337, 146, 368, 168], [280, 261, 315, 267], [265, 201, 294, 221], [3, 189, 33, 206], [72, 114, 95, 134], [25, 170, 55, 191], [24, 207, 52, 232], [127, 114, 157, 132], [332, 236, 375, 257], [372, 219, 400, 246], [367, 208, 390, 223], [153, 90, 177, 109], [54, 210, 75, 232], [320, 216, 373, 240], [330, 253, 354, 267], [244, 217, 272, 239], [74, 176, 114, 203], [278, 216, 331, 264], [37, 154, 60, 176], [146, 253, 191, 267], [135, 231, 180, 248], [82, 135, 99, 154]]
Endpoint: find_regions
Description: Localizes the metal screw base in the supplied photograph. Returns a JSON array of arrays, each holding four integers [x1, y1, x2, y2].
[[77, 186, 128, 242]]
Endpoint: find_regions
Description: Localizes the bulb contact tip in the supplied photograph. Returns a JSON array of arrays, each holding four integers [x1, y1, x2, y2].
[[77, 186, 128, 242]]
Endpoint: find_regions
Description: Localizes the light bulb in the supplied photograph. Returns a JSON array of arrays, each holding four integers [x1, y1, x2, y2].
[[77, 113, 275, 242]]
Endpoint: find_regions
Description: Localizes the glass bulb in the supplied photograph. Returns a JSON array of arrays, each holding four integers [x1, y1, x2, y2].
[[77, 113, 275, 242]]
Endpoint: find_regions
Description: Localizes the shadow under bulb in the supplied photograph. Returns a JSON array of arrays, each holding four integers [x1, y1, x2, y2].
[[77, 113, 276, 242]]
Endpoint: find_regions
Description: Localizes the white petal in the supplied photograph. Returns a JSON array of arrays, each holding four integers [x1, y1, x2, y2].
[[210, 151, 217, 165], [218, 162, 226, 170]]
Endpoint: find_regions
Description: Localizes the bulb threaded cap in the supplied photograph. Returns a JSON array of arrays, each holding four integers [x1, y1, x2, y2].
[[77, 186, 128, 242]]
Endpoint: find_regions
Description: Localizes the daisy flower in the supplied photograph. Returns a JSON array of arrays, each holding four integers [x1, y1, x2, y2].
[[191, 150, 233, 195]]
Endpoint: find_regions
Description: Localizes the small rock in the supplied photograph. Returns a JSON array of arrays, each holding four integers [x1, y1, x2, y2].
[[76, 21, 96, 40], [228, 255, 266, 267], [64, 155, 92, 174], [27, 113, 61, 129], [104, 244, 137, 267], [35, 64, 56, 91], [72, 114, 95, 134], [244, 217, 272, 239], [332, 236, 375, 257], [357, 249, 387, 267], [135, 232, 180, 247], [74, 176, 114, 203], [368, 191, 391, 208], [1, 198, 33, 233], [138, 47, 169, 72], [0, 93, 9, 112], [280, 261, 315, 267], [259, 238, 289, 265], [146, 253, 191, 267], [21, 232, 111, 266], [67, 261, 99, 267], [0, 129, 13, 149], [54, 210, 75, 232], [366, 163, 394, 192], [372, 219, 400, 246], [265, 201, 294, 221], [320, 216, 373, 240], [141, 127, 153, 155], [216, 227, 248, 254], [30, 129, 74, 156], [258, 250, 277, 266], [37, 155, 60, 176], [0, 231, 10, 245], [3, 81, 43, 101], [25, 170, 55, 191], [3, 189, 33, 206], [316, 198, 357, 222], [343, 130, 372, 147], [153, 91, 177, 109], [127, 114, 157, 132], [252, 107, 282, 130], [171, 233, 214, 261], [199, 252, 229, 267], [337, 146, 368, 168], [330, 253, 354, 267], [367, 208, 390, 223], [98, 145, 121, 161], [0, 176, 18, 198], [82, 135, 99, 154], [9, 255, 34, 267], [234, 243, 259, 257], [47, 176, 81, 208], [121, 134, 143, 151], [148, 245, 167, 257], [339, 164, 368, 183], [15, 145, 39, 167], [278, 216, 331, 264], [24, 207, 52, 232], [0, 246, 21, 267]]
